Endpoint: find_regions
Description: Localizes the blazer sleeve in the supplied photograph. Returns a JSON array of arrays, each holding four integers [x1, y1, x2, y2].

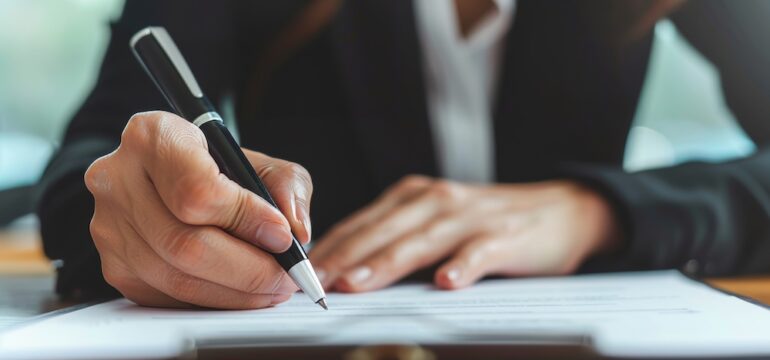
[[36, 0, 242, 299], [571, 0, 770, 277]]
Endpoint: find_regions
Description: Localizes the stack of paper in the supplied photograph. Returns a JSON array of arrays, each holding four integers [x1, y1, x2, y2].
[[2, 271, 769, 359]]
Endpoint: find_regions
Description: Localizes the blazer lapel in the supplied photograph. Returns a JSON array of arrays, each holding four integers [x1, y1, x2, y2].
[[330, 0, 437, 191]]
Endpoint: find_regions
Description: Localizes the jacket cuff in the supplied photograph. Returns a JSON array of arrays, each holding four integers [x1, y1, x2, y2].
[[558, 164, 692, 274]]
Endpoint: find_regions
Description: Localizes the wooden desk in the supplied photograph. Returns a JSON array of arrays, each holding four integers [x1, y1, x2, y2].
[[0, 229, 52, 275], [708, 276, 770, 306]]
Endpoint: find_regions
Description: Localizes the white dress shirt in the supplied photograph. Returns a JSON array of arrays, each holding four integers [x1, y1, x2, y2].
[[414, 0, 516, 183]]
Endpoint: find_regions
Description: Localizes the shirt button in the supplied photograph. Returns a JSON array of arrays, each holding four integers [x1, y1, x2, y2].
[[683, 259, 700, 275]]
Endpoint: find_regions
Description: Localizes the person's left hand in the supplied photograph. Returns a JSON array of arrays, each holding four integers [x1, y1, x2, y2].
[[309, 175, 620, 293]]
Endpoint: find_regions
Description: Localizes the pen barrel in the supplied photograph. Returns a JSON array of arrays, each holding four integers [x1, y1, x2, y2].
[[130, 28, 212, 120], [199, 120, 309, 271]]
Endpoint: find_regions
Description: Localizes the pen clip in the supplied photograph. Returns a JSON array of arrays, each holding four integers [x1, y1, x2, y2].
[[130, 27, 204, 99]]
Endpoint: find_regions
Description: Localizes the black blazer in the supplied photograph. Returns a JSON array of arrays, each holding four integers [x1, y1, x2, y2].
[[38, 0, 770, 299]]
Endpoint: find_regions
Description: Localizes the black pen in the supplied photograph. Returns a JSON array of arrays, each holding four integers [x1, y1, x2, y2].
[[129, 27, 327, 310]]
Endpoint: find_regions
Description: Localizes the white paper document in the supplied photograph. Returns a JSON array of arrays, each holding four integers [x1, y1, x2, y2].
[[2, 270, 770, 359]]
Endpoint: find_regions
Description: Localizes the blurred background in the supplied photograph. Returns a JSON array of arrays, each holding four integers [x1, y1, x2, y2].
[[0, 0, 757, 273]]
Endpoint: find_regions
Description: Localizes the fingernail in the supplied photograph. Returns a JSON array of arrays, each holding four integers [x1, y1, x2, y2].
[[446, 267, 461, 283], [345, 266, 372, 285], [255, 222, 292, 252]]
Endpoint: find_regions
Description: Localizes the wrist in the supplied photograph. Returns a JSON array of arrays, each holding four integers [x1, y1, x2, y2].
[[571, 182, 622, 256]]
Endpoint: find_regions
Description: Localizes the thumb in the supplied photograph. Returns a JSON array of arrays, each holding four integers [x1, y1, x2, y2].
[[136, 112, 295, 253]]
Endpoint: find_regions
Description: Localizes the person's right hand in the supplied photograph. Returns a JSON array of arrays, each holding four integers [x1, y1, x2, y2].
[[84, 111, 313, 309]]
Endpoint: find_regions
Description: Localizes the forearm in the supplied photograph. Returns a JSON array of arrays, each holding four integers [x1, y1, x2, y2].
[[562, 150, 770, 277]]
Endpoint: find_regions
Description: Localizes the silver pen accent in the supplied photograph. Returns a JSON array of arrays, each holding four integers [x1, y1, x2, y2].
[[288, 260, 328, 310], [130, 27, 203, 98]]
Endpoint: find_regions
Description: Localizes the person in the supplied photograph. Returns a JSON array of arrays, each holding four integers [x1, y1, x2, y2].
[[38, 0, 770, 309]]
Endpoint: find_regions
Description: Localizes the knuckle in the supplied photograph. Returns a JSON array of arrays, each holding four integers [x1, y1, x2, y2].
[[101, 263, 127, 291], [89, 217, 110, 246], [277, 162, 314, 195], [429, 181, 469, 206], [285, 162, 311, 181], [162, 227, 207, 271], [84, 156, 113, 195], [429, 180, 460, 199], [124, 111, 194, 152], [172, 177, 217, 224], [395, 175, 431, 193], [88, 218, 103, 240], [164, 270, 202, 301], [157, 116, 206, 154], [475, 239, 501, 258], [122, 112, 158, 148], [380, 246, 404, 268], [423, 221, 447, 241], [392, 239, 429, 268], [102, 269, 122, 290]]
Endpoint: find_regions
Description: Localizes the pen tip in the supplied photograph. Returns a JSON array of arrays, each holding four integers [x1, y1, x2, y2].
[[317, 298, 328, 311]]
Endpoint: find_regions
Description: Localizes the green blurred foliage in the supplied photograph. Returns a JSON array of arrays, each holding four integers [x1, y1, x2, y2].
[[0, 0, 124, 141]]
